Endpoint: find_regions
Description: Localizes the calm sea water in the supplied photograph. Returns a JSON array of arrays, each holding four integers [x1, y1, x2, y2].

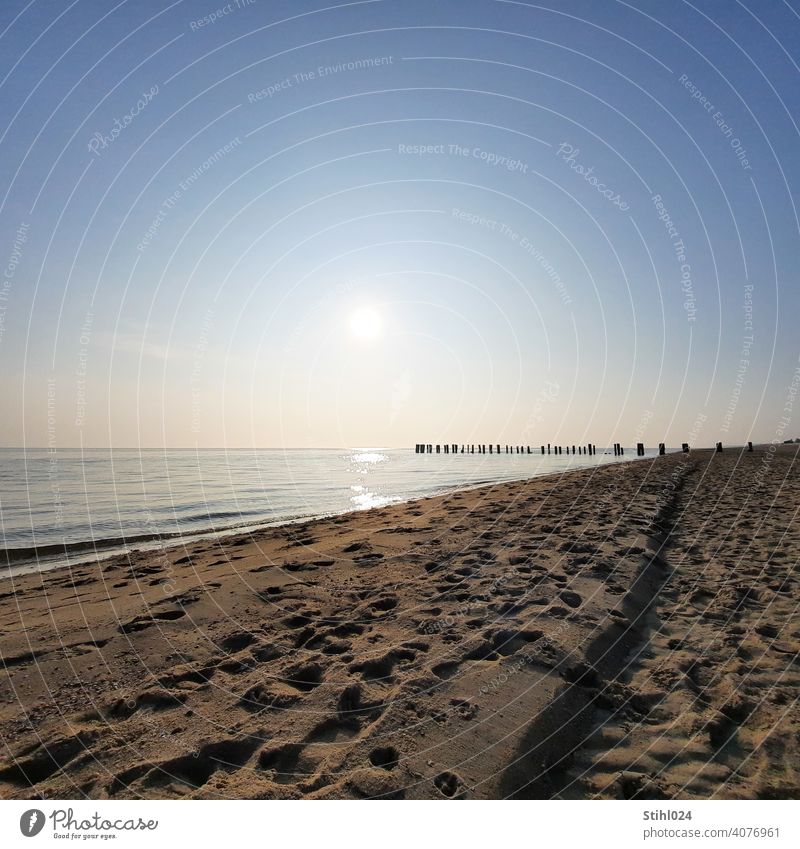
[[0, 447, 647, 574]]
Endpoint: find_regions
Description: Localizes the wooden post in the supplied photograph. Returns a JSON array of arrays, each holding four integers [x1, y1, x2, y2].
[[541, 445, 545, 454], [547, 443, 551, 454], [658, 443, 665, 455], [747, 441, 753, 452], [682, 443, 689, 453], [716, 442, 723, 453], [636, 443, 644, 456]]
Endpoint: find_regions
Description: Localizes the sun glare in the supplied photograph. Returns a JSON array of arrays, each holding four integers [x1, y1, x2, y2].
[[349, 306, 382, 340]]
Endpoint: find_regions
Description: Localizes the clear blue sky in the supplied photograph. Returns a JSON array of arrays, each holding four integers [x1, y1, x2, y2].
[[1, 0, 798, 448]]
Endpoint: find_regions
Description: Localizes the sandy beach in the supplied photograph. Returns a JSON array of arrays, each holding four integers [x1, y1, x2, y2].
[[1, 446, 797, 800]]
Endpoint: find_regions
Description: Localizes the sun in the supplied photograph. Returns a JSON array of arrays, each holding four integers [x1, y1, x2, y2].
[[349, 306, 382, 340]]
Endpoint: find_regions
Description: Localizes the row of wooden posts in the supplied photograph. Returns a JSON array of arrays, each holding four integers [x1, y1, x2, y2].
[[415, 441, 754, 455], [414, 443, 597, 455]]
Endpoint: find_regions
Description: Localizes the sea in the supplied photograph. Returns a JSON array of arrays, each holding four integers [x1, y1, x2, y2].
[[0, 446, 654, 576]]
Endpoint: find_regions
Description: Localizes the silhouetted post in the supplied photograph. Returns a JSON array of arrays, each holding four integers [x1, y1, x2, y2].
[[620, 445, 624, 455], [716, 442, 723, 452], [527, 446, 531, 454], [541, 445, 545, 454], [547, 443, 551, 454], [636, 443, 644, 456], [747, 441, 753, 452], [682, 443, 689, 453], [659, 443, 665, 456]]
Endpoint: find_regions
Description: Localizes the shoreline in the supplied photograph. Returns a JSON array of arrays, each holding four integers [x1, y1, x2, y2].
[[0, 452, 648, 578], [1, 446, 797, 799]]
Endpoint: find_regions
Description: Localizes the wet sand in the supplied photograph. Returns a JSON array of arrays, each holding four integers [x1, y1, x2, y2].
[[1, 446, 798, 799]]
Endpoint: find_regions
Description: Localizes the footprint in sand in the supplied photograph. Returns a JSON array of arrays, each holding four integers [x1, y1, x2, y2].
[[434, 770, 465, 798]]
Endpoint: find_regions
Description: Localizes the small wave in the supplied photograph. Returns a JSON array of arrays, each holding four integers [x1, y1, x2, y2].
[[0, 531, 180, 566]]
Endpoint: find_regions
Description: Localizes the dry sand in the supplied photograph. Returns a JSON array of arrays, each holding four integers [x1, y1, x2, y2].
[[0, 446, 798, 799]]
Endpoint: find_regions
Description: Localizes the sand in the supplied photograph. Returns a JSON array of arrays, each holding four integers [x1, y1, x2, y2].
[[0, 446, 797, 800]]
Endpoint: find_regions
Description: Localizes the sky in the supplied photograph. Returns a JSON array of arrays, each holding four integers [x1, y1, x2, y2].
[[0, 0, 798, 449]]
